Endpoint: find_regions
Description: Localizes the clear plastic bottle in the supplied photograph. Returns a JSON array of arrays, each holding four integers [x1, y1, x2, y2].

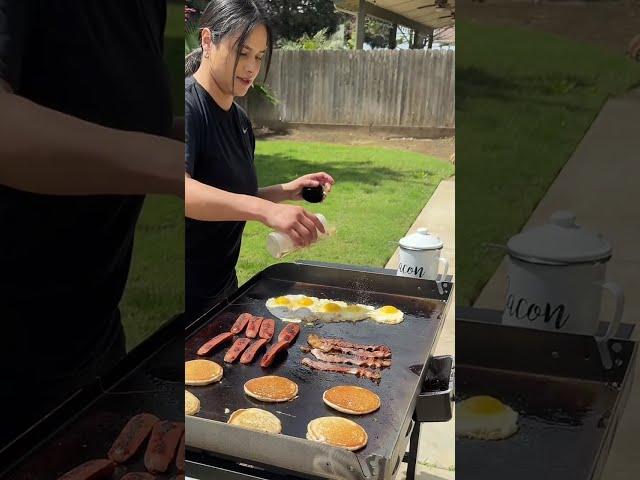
[[266, 213, 336, 259]]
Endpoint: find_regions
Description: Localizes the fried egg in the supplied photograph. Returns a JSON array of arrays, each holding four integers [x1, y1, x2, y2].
[[265, 295, 403, 324], [340, 304, 375, 322], [456, 395, 519, 440], [265, 295, 319, 321], [369, 305, 404, 324], [310, 299, 349, 322]]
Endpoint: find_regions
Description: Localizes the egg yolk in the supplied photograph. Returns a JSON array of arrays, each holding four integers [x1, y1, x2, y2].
[[380, 306, 399, 314], [322, 302, 342, 312], [275, 296, 291, 305], [466, 396, 505, 414], [297, 297, 314, 307]]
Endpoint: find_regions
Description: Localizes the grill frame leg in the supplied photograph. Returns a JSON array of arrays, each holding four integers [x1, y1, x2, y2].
[[403, 413, 420, 479]]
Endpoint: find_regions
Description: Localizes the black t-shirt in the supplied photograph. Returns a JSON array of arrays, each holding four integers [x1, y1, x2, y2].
[[185, 76, 258, 303], [0, 1, 172, 361]]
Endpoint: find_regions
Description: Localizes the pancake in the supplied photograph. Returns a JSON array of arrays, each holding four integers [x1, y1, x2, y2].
[[323, 385, 381, 415], [244, 376, 298, 403], [185, 359, 223, 386], [306, 417, 368, 451], [185, 390, 200, 416], [227, 408, 282, 434]]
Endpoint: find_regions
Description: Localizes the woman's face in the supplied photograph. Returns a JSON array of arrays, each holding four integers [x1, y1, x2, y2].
[[205, 24, 267, 97]]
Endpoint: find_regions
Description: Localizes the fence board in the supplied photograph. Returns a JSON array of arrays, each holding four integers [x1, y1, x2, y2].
[[239, 49, 454, 129]]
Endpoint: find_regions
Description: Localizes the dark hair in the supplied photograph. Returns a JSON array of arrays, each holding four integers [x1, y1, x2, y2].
[[185, 0, 273, 85]]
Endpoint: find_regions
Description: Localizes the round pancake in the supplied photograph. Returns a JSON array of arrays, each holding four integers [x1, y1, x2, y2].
[[323, 386, 381, 415], [185, 390, 200, 416], [244, 376, 298, 402], [227, 408, 282, 434], [185, 359, 223, 386], [306, 417, 368, 451]]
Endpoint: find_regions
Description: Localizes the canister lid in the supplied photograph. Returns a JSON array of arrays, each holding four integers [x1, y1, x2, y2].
[[399, 228, 443, 251], [507, 211, 612, 264]]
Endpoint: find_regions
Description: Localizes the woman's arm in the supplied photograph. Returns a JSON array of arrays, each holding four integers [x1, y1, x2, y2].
[[0, 89, 183, 197], [185, 174, 324, 247], [257, 172, 335, 203]]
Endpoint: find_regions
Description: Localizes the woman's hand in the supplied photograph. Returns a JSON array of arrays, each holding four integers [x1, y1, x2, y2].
[[262, 203, 325, 247], [283, 172, 335, 201]]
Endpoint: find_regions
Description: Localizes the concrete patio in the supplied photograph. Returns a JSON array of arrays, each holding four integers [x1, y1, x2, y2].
[[385, 177, 455, 479]]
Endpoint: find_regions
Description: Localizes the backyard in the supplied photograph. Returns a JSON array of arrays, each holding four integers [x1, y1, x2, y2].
[[456, 20, 640, 306], [120, 3, 455, 350], [239, 141, 454, 284]]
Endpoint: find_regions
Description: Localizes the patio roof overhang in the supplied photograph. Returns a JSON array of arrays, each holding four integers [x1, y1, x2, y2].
[[335, 0, 455, 49]]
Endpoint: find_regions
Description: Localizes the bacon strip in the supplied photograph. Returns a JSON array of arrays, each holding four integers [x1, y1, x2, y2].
[[307, 334, 392, 358], [309, 348, 391, 369], [301, 358, 382, 382]]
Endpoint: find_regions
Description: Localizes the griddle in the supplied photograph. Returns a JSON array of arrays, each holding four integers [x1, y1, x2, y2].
[[184, 262, 454, 480], [456, 308, 637, 480], [0, 315, 185, 479]]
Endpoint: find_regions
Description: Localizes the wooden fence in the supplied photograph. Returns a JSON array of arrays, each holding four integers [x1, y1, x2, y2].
[[237, 49, 455, 135]]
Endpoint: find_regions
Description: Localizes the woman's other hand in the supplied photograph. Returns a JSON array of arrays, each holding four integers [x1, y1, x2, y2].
[[283, 172, 334, 201], [262, 203, 325, 247]]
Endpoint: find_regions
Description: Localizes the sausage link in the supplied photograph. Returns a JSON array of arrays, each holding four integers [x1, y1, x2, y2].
[[245, 316, 264, 339], [260, 340, 290, 368], [230, 313, 253, 334], [239, 338, 268, 364], [197, 331, 234, 356], [224, 337, 252, 363], [278, 323, 300, 345], [175, 431, 185, 472], [258, 318, 276, 341], [144, 421, 185, 474], [108, 413, 158, 463]]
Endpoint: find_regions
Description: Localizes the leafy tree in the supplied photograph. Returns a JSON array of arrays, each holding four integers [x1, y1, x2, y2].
[[262, 0, 341, 42]]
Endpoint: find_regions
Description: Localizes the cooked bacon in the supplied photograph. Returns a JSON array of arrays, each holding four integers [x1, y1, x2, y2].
[[327, 346, 391, 359], [301, 358, 382, 382], [307, 334, 392, 358], [309, 348, 391, 369]]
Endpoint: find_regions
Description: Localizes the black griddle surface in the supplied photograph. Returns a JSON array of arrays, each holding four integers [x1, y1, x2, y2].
[[456, 317, 636, 480], [3, 323, 184, 480], [185, 273, 448, 470], [456, 366, 619, 479]]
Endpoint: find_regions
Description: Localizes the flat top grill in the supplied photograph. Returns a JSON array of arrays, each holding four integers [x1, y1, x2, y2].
[[1, 318, 184, 480], [185, 263, 453, 480], [456, 309, 637, 480]]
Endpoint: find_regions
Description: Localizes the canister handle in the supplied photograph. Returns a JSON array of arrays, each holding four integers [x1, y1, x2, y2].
[[438, 257, 449, 281], [599, 281, 624, 340], [595, 281, 624, 370]]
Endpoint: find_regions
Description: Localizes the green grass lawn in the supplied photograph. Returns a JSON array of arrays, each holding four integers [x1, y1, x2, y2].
[[456, 20, 640, 306], [120, 3, 184, 350], [237, 141, 454, 285]]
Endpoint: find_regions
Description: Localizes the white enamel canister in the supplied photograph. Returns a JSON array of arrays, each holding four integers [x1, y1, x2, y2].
[[502, 211, 624, 338], [397, 228, 449, 281]]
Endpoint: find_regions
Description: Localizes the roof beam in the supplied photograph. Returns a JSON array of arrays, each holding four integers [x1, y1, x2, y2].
[[355, 0, 366, 50], [362, 1, 435, 33], [335, 1, 436, 34]]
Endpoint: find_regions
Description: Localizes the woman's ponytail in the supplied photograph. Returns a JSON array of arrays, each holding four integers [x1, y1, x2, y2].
[[185, 47, 203, 77]]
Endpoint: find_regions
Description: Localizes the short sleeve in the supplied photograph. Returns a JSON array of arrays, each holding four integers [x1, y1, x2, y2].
[[0, 0, 26, 91], [185, 94, 202, 177]]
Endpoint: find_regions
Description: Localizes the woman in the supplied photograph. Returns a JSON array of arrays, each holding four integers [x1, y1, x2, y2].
[[185, 0, 334, 319]]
